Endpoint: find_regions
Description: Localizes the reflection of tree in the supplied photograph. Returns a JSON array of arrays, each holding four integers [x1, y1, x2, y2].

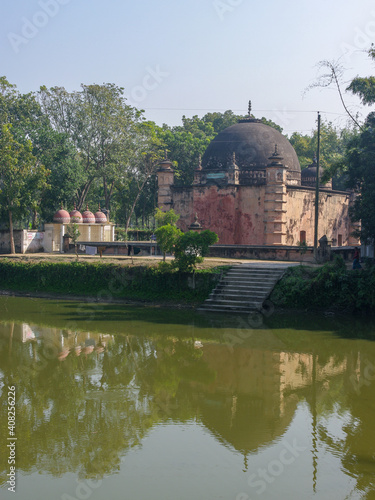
[[1, 314, 375, 497], [0, 329, 216, 484], [302, 351, 375, 498]]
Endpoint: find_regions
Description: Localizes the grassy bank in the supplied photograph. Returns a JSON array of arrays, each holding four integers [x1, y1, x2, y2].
[[271, 257, 375, 313], [0, 259, 226, 305]]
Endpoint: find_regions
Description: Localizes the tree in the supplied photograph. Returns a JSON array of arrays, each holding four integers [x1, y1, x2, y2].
[[344, 113, 375, 243], [154, 207, 180, 227], [289, 121, 356, 190], [347, 44, 375, 106], [0, 124, 48, 253], [38, 83, 142, 211], [173, 230, 219, 271], [155, 224, 183, 261], [121, 121, 165, 233], [340, 46, 375, 243], [1, 76, 81, 227], [65, 223, 81, 259]]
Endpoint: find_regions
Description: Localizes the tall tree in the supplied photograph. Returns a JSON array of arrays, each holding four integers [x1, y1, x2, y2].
[[0, 124, 48, 253], [38, 83, 141, 211], [340, 46, 375, 242], [117, 121, 165, 233], [1, 76, 81, 226]]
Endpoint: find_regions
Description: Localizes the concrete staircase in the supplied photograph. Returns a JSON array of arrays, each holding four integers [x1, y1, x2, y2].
[[198, 264, 287, 314]]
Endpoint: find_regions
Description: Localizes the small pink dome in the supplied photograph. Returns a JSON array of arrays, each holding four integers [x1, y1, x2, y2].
[[82, 205, 95, 224], [94, 205, 107, 223], [53, 207, 70, 224], [69, 206, 83, 223]]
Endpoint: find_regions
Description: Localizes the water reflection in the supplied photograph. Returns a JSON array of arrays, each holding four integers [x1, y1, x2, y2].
[[0, 298, 374, 498]]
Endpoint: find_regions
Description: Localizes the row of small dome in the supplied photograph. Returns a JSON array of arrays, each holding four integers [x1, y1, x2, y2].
[[53, 205, 107, 224]]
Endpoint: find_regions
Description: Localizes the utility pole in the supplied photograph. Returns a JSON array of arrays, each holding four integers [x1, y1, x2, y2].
[[313, 112, 321, 261]]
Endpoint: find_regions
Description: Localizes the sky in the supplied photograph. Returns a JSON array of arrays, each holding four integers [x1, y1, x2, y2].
[[1, 0, 375, 136]]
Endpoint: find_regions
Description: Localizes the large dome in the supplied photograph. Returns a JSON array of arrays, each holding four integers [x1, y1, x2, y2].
[[202, 119, 301, 175]]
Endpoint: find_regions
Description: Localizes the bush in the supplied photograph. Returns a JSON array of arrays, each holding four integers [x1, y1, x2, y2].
[[174, 230, 219, 271], [270, 258, 375, 312], [0, 260, 221, 304]]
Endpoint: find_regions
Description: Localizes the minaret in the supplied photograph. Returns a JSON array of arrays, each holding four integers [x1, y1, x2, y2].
[[156, 152, 174, 211], [193, 154, 202, 185], [228, 151, 239, 185], [264, 145, 287, 245]]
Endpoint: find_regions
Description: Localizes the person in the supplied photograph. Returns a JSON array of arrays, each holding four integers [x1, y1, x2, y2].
[[352, 247, 362, 269]]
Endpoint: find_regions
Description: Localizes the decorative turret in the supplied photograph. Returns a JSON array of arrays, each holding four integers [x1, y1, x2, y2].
[[69, 204, 83, 223], [227, 151, 240, 185], [193, 154, 203, 185], [94, 204, 107, 223], [264, 145, 287, 245], [82, 205, 95, 224], [188, 213, 203, 232], [156, 152, 174, 211], [53, 204, 70, 224], [301, 157, 332, 189]]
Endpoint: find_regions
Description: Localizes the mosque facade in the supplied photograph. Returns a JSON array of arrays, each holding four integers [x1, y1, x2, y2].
[[157, 115, 359, 248]]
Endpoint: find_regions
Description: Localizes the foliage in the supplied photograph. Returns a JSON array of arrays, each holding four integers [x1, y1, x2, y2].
[[65, 223, 81, 258], [0, 260, 222, 303], [289, 121, 356, 189], [65, 223, 81, 243], [115, 228, 127, 241], [173, 230, 219, 271], [0, 124, 49, 252], [38, 83, 144, 211], [344, 113, 375, 242], [271, 257, 375, 312], [155, 224, 183, 261], [347, 44, 375, 106], [154, 207, 180, 227], [0, 76, 81, 227], [342, 47, 375, 242]]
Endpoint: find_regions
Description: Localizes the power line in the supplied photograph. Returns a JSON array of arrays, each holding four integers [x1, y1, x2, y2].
[[141, 107, 348, 116]]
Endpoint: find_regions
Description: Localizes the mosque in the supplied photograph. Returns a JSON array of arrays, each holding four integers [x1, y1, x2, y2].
[[157, 109, 359, 249]]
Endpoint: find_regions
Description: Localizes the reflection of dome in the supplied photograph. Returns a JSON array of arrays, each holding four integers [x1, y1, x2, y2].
[[69, 205, 83, 223], [195, 344, 297, 454], [82, 205, 95, 224], [94, 205, 107, 223], [202, 119, 301, 179], [53, 207, 70, 223]]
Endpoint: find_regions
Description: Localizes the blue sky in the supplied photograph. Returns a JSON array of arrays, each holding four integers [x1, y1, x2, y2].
[[1, 0, 375, 135]]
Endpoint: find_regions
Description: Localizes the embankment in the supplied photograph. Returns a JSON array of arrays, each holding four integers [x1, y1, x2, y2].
[[0, 259, 223, 306], [270, 258, 375, 313]]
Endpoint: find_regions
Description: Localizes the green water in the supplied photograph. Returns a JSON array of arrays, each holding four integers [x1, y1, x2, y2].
[[1, 296, 375, 500]]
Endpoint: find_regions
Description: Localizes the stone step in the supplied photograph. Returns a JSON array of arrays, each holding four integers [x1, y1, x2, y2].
[[198, 303, 261, 313], [220, 277, 277, 285], [203, 298, 262, 307], [199, 264, 286, 315], [223, 273, 279, 281], [217, 282, 275, 291], [210, 291, 270, 300], [226, 270, 279, 277]]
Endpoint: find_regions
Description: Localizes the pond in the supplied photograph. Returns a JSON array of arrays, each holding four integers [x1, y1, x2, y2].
[[0, 296, 375, 500]]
